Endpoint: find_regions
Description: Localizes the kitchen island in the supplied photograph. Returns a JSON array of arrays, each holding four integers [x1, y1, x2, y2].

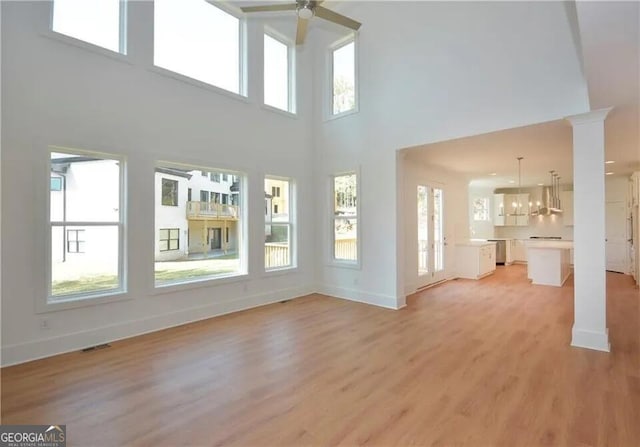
[[525, 240, 573, 286]]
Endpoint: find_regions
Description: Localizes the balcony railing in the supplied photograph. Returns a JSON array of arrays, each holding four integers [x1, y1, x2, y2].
[[186, 202, 238, 220], [265, 243, 290, 269], [334, 238, 357, 261]]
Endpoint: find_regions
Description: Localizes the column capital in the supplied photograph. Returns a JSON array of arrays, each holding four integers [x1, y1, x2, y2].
[[565, 107, 613, 126]]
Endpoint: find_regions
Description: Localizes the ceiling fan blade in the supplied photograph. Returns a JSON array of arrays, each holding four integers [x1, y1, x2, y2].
[[296, 17, 309, 45], [240, 3, 297, 13], [314, 6, 361, 31]]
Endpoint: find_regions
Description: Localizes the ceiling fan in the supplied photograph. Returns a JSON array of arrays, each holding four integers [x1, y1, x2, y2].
[[240, 0, 361, 45]]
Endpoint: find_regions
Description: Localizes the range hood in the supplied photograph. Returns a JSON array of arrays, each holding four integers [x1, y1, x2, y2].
[[531, 172, 563, 216]]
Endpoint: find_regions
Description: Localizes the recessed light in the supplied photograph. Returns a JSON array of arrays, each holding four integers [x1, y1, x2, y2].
[[508, 180, 516, 184], [605, 160, 615, 164], [606, 172, 614, 175], [537, 183, 544, 186], [489, 173, 497, 176]]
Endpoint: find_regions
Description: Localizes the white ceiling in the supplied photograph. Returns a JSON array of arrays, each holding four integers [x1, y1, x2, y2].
[[403, 119, 575, 189], [402, 1, 639, 190]]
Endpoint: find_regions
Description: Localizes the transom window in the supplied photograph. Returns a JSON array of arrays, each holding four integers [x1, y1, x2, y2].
[[264, 32, 294, 113], [49, 150, 125, 302], [154, 0, 243, 95], [332, 172, 358, 262], [331, 39, 356, 116], [52, 0, 126, 54]]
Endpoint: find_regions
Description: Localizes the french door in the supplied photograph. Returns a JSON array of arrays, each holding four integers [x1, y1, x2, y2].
[[417, 185, 445, 288]]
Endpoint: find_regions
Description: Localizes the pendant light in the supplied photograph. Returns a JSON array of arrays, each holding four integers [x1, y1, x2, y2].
[[507, 157, 526, 217]]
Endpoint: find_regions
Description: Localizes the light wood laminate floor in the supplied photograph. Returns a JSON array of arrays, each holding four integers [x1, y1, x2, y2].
[[2, 265, 639, 446]]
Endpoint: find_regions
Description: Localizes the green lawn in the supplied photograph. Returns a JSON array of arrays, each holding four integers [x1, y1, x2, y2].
[[154, 267, 236, 285], [52, 260, 239, 296], [52, 275, 119, 297]]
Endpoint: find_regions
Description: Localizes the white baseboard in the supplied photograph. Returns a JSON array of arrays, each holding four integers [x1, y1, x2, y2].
[[571, 326, 610, 352], [317, 284, 405, 310], [1, 285, 313, 367]]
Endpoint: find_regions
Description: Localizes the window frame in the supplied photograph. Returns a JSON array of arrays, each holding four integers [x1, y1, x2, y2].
[[159, 228, 180, 252], [152, 0, 247, 98], [263, 28, 296, 115], [327, 35, 359, 120], [66, 229, 86, 253], [264, 175, 296, 272], [330, 170, 361, 268], [161, 178, 179, 206], [472, 197, 491, 222], [50, 0, 128, 55], [44, 146, 127, 310]]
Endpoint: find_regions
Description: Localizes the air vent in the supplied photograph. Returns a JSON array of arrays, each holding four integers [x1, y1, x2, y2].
[[81, 343, 111, 352]]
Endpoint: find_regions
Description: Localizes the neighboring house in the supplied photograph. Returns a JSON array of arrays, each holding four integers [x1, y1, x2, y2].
[[154, 168, 239, 262], [50, 156, 120, 278]]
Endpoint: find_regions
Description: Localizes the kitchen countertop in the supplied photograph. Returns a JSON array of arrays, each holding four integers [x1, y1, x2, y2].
[[524, 240, 573, 249], [457, 240, 497, 247]]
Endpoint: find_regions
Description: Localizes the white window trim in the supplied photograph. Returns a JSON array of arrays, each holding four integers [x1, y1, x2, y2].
[[325, 34, 359, 121], [329, 169, 361, 269], [151, 0, 248, 98], [48, 0, 128, 55], [153, 161, 248, 291], [262, 27, 297, 115], [40, 146, 128, 313], [264, 175, 297, 272]]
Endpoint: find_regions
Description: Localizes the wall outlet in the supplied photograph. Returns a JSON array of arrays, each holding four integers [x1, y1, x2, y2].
[[353, 278, 359, 286], [40, 318, 50, 330]]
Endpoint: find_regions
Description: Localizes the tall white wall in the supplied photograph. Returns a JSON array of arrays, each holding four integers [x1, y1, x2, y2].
[[1, 1, 315, 365], [314, 1, 590, 305]]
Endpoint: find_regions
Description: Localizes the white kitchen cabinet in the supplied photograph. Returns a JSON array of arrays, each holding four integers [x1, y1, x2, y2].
[[561, 190, 573, 226], [506, 239, 515, 265], [513, 239, 528, 263], [456, 242, 496, 279]]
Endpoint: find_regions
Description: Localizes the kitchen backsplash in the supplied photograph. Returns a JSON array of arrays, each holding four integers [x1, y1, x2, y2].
[[495, 213, 574, 240]]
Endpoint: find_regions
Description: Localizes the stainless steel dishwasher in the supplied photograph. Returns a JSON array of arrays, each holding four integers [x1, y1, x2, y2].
[[488, 239, 506, 265]]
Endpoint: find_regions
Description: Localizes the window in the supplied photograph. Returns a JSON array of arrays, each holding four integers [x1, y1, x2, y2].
[[49, 150, 124, 302], [50, 177, 63, 191], [264, 33, 293, 113], [333, 173, 357, 262], [265, 177, 294, 270], [187, 188, 192, 201], [473, 197, 490, 221], [271, 186, 281, 197], [155, 165, 245, 286], [154, 0, 242, 95], [66, 229, 85, 253], [161, 178, 178, 206], [159, 228, 180, 251], [331, 39, 356, 115], [211, 173, 221, 182], [223, 174, 228, 182], [52, 0, 126, 54]]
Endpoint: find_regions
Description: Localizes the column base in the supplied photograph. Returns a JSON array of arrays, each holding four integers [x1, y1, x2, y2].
[[571, 326, 610, 352]]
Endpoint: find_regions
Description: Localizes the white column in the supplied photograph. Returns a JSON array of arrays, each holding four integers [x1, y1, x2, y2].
[[566, 108, 612, 352]]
